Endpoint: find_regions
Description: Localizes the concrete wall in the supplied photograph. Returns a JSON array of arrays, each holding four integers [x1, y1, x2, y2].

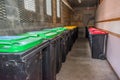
[[0, 0, 72, 35], [96, 0, 120, 78]]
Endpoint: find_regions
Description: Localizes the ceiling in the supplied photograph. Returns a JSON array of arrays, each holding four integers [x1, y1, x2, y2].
[[68, 0, 99, 8]]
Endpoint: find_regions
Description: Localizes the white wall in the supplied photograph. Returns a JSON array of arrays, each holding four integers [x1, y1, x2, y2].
[[107, 34, 120, 77], [96, 0, 120, 78], [96, 0, 120, 21]]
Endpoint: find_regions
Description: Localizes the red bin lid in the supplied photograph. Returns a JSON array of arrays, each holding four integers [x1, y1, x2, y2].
[[91, 30, 107, 34], [89, 28, 98, 32]]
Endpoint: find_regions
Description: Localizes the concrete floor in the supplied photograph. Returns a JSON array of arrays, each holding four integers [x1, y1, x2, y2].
[[57, 38, 119, 80]]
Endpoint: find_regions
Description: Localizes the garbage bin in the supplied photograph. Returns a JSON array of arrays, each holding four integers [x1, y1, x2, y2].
[[0, 36, 44, 80], [43, 28, 68, 73], [21, 31, 58, 80], [89, 29, 108, 60], [59, 31, 68, 62], [85, 27, 89, 38], [40, 32, 62, 74], [65, 26, 78, 51], [39, 31, 62, 74], [49, 27, 69, 63], [55, 29, 70, 62], [64, 30, 72, 54]]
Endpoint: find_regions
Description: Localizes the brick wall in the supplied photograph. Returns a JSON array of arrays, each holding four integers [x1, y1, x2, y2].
[[61, 1, 73, 26]]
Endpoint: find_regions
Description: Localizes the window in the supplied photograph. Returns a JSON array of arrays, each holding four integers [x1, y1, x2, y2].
[[57, 0, 60, 17], [24, 0, 36, 12], [0, 1, 6, 20], [46, 0, 52, 16]]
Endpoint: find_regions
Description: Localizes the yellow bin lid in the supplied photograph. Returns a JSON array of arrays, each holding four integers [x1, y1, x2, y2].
[[65, 26, 77, 30]]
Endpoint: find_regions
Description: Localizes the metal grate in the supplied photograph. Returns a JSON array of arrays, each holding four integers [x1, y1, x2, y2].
[[18, 0, 40, 23], [0, 0, 7, 20]]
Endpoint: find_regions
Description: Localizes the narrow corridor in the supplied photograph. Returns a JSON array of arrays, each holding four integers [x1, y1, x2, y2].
[[57, 38, 119, 80]]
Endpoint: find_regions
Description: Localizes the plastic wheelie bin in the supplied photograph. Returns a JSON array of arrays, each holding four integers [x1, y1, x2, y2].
[[21, 31, 60, 79], [85, 27, 89, 38], [59, 31, 68, 62], [0, 36, 45, 80], [89, 29, 108, 60], [65, 26, 73, 46], [51, 27, 69, 63], [42, 28, 68, 72], [37, 32, 62, 74], [38, 32, 62, 74], [61, 29, 71, 55]]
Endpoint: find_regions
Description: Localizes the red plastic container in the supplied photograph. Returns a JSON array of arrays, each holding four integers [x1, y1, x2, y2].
[[89, 28, 98, 32], [91, 31, 107, 34], [88, 27, 108, 34]]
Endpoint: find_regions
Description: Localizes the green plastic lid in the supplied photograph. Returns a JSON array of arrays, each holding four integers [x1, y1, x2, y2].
[[52, 27, 67, 31], [50, 27, 67, 34], [42, 27, 66, 35], [21, 30, 59, 39], [38, 32, 59, 39], [0, 37, 44, 53], [20, 30, 51, 37]]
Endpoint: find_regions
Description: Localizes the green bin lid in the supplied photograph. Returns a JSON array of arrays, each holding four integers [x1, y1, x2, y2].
[[52, 27, 67, 30], [0, 37, 44, 53], [38, 32, 58, 39], [20, 30, 52, 37], [21, 31, 59, 39], [42, 27, 65, 35]]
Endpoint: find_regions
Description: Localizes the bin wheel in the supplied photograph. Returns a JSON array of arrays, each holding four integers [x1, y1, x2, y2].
[[99, 54, 106, 60]]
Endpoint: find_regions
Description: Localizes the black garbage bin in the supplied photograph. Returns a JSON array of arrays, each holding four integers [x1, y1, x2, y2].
[[85, 27, 89, 38], [54, 36, 62, 74], [0, 37, 47, 80], [26, 30, 63, 75], [66, 30, 71, 54], [73, 27, 78, 42], [89, 30, 108, 60], [42, 40, 56, 80], [59, 31, 68, 63]]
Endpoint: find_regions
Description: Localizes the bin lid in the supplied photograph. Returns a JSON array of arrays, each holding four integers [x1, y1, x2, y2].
[[0, 36, 27, 40], [38, 32, 58, 39], [0, 36, 28, 44], [0, 37, 44, 53], [50, 27, 67, 34], [88, 28, 98, 32], [52, 27, 67, 30], [65, 26, 77, 30], [90, 31, 108, 34], [88, 27, 108, 34], [44, 27, 66, 31], [21, 31, 58, 39], [20, 30, 51, 37]]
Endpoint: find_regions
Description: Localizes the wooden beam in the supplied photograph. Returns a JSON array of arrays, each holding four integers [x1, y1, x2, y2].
[[61, 0, 74, 11], [96, 17, 120, 23], [97, 28, 120, 38]]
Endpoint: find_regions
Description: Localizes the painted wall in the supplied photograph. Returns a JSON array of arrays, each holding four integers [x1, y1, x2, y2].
[[107, 34, 120, 78], [96, 0, 120, 21], [96, 0, 120, 78]]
